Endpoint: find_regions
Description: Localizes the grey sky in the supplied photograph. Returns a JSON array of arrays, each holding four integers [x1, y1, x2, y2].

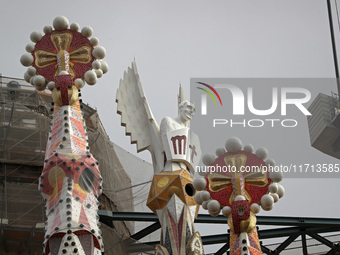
[[1, 0, 340, 252]]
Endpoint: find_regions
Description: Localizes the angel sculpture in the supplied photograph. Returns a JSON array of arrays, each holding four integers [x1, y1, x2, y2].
[[116, 61, 204, 255]]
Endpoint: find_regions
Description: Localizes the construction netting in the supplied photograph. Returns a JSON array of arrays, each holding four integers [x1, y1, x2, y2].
[[113, 144, 159, 242], [86, 110, 134, 232], [0, 76, 50, 254], [0, 76, 50, 166]]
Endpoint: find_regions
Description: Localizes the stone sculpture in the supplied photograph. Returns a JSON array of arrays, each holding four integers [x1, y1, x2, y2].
[[116, 62, 204, 255]]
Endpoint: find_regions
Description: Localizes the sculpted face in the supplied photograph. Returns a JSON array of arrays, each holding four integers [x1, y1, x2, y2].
[[179, 101, 196, 121]]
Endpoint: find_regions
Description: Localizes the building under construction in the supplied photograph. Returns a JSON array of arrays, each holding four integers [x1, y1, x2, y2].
[[0, 75, 154, 254], [4, 75, 340, 255]]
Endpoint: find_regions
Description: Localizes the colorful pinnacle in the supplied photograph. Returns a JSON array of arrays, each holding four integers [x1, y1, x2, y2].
[[194, 137, 285, 255], [20, 16, 108, 255]]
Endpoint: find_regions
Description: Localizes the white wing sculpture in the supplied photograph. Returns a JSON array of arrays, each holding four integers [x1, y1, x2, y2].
[[116, 61, 164, 172], [117, 62, 205, 255]]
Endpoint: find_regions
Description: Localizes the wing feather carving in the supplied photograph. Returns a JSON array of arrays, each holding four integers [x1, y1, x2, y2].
[[116, 61, 164, 172]]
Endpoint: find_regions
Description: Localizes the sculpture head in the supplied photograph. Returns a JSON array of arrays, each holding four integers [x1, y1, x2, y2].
[[178, 84, 196, 122], [178, 100, 196, 121]]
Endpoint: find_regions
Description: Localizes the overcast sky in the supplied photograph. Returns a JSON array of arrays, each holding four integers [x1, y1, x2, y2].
[[1, 0, 340, 253]]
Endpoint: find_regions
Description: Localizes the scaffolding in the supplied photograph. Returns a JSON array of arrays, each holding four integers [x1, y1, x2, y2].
[[0, 75, 135, 254], [329, 91, 340, 123], [0, 76, 50, 166]]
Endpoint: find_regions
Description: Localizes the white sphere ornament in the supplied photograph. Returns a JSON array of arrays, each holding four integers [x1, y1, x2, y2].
[[53, 16, 69, 30], [94, 69, 103, 79], [256, 148, 268, 160], [222, 206, 232, 217], [81, 26, 93, 38], [244, 144, 254, 153], [30, 77, 35, 85], [266, 158, 276, 167], [47, 81, 56, 91], [25, 43, 35, 53], [20, 53, 34, 67], [215, 148, 225, 157], [235, 195, 246, 201], [92, 60, 101, 70], [250, 203, 260, 214], [70, 23, 80, 31], [33, 75, 46, 91], [262, 204, 273, 211], [193, 178, 207, 191], [194, 192, 203, 205], [24, 72, 31, 83], [92, 46, 106, 59], [100, 61, 109, 74], [261, 194, 274, 207], [74, 78, 85, 89], [270, 193, 279, 203], [201, 191, 211, 201], [202, 200, 209, 210], [95, 69, 103, 78], [277, 184, 285, 198], [268, 183, 278, 193], [59, 70, 69, 76], [202, 154, 215, 166], [270, 171, 283, 183], [207, 200, 221, 213], [84, 70, 97, 85], [225, 137, 243, 152], [90, 37, 99, 46], [27, 66, 36, 77], [209, 210, 220, 217], [30, 31, 42, 43], [43, 26, 53, 34]]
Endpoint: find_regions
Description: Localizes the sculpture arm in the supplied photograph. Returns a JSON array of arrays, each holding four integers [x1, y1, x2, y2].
[[160, 116, 174, 136]]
